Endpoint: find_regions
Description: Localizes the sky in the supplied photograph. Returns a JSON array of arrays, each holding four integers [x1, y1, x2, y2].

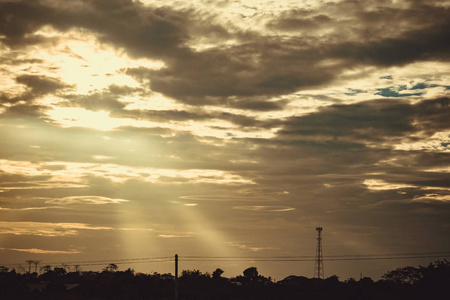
[[0, 0, 449, 281]]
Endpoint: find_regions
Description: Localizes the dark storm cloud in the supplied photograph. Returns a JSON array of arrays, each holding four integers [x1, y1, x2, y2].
[[86, 3, 189, 58], [267, 10, 332, 32], [309, 1, 450, 66], [0, 75, 69, 116], [2, 0, 449, 109], [0, 0, 189, 57], [16, 75, 71, 96], [111, 103, 283, 131], [0, 0, 57, 47], [277, 97, 450, 144], [267, 1, 449, 39], [232, 98, 288, 111], [111, 105, 281, 129], [126, 2, 450, 106], [0, 0, 448, 194], [0, 75, 70, 107], [226, 98, 450, 211], [2, 103, 49, 117], [111, 108, 209, 122], [328, 20, 450, 66], [87, 97, 449, 181], [143, 40, 337, 106], [0, 56, 43, 66]]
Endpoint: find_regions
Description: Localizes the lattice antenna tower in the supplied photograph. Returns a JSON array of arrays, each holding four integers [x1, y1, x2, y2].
[[314, 227, 324, 279]]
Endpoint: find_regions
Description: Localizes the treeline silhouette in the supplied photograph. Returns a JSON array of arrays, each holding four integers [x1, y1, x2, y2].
[[0, 260, 449, 300]]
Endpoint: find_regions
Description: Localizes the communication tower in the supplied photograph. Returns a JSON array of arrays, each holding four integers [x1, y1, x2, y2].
[[314, 227, 324, 279]]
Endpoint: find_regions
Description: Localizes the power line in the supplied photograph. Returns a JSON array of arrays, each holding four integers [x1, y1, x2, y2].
[[322, 251, 450, 258], [1, 251, 449, 268], [181, 256, 450, 262], [53, 256, 173, 264], [0, 256, 173, 268], [180, 251, 450, 260], [325, 254, 450, 262]]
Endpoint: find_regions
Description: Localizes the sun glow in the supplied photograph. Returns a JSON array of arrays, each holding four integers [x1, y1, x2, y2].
[[27, 27, 165, 94], [46, 104, 276, 139], [47, 107, 121, 131]]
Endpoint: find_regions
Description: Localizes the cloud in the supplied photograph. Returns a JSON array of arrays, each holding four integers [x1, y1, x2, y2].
[[2, 0, 449, 111], [15, 74, 71, 96], [227, 241, 279, 252], [0, 221, 112, 237], [158, 232, 193, 238], [111, 106, 280, 130], [63, 92, 127, 112], [0, 0, 188, 56], [364, 179, 418, 191], [0, 206, 61, 211], [0, 1, 58, 47], [179, 195, 277, 202], [131, 1, 450, 106], [233, 206, 295, 212], [0, 247, 80, 254], [276, 97, 450, 145], [44, 195, 129, 205], [413, 194, 450, 203], [140, 43, 337, 107], [266, 10, 332, 32], [116, 227, 153, 232], [329, 25, 450, 67]]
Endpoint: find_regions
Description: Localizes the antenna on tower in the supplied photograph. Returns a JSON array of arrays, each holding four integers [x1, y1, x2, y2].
[[314, 227, 324, 279]]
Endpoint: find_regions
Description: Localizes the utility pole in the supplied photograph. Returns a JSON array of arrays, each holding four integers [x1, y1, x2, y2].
[[314, 227, 324, 279], [26, 260, 33, 273], [33, 261, 41, 273], [174, 254, 178, 300]]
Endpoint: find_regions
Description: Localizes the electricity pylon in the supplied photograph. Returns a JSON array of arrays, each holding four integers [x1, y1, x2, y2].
[[314, 227, 324, 279]]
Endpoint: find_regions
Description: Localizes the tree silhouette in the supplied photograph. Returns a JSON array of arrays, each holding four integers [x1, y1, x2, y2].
[[382, 265, 422, 284], [40, 265, 52, 273], [212, 268, 224, 279], [103, 263, 118, 272], [0, 266, 9, 273], [56, 267, 68, 276], [243, 267, 258, 280], [0, 260, 448, 299]]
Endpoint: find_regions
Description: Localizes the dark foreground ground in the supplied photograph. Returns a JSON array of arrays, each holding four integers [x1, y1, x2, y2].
[[0, 261, 449, 299]]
